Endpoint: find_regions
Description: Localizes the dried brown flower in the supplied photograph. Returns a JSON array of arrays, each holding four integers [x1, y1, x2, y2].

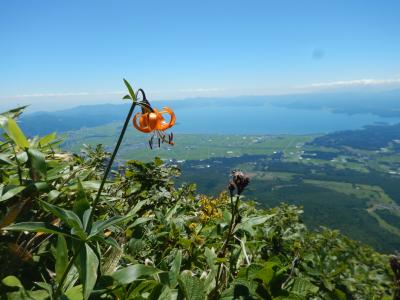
[[229, 170, 250, 195]]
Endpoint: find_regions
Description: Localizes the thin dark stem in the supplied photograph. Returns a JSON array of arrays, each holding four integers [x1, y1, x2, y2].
[[221, 195, 239, 255], [213, 195, 240, 296], [55, 99, 138, 297], [88, 100, 137, 226]]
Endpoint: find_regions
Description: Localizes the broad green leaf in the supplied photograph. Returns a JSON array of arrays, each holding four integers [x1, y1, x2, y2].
[[34, 282, 53, 296], [169, 250, 182, 288], [48, 190, 60, 201], [63, 265, 80, 292], [333, 288, 347, 300], [81, 181, 100, 190], [2, 275, 23, 288], [82, 208, 92, 232], [147, 283, 165, 300], [2, 117, 29, 148], [3, 222, 72, 237], [38, 132, 57, 147], [90, 235, 120, 248], [290, 277, 319, 296], [0, 186, 26, 202], [27, 148, 47, 179], [56, 235, 69, 284], [204, 247, 217, 272], [203, 248, 218, 291], [89, 213, 135, 238], [322, 278, 335, 291], [178, 271, 206, 300], [0, 105, 28, 119], [112, 264, 160, 285], [128, 216, 153, 229], [130, 199, 147, 215], [219, 279, 257, 299], [123, 79, 137, 101], [25, 290, 49, 299], [242, 215, 275, 227], [155, 285, 178, 300], [0, 153, 14, 165], [73, 179, 90, 221], [77, 244, 99, 300], [64, 285, 83, 300], [125, 280, 158, 298], [40, 200, 84, 234], [253, 262, 279, 284]]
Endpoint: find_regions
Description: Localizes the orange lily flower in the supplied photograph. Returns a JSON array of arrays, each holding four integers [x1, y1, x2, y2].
[[132, 105, 176, 147], [133, 107, 175, 133]]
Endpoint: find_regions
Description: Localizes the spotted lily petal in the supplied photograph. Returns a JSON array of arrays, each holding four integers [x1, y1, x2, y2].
[[133, 112, 152, 133], [157, 107, 176, 131]]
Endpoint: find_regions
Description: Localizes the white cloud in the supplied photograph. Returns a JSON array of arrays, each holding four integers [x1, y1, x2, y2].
[[298, 78, 400, 89], [2, 87, 227, 100]]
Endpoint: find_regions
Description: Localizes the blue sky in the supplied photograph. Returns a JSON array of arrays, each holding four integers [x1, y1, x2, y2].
[[1, 0, 400, 111]]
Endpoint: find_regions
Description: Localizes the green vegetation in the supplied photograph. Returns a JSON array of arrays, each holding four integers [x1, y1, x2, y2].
[[59, 118, 400, 253], [62, 121, 314, 162], [1, 106, 397, 299]]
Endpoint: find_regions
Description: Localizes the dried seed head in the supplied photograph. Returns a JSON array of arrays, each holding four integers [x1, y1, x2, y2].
[[230, 170, 250, 195], [228, 181, 236, 197]]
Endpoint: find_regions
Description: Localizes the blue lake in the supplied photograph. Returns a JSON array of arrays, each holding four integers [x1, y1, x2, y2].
[[171, 103, 400, 135]]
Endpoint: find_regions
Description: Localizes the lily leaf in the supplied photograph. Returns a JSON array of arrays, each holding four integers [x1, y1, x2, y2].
[[0, 186, 26, 202], [1, 117, 29, 149], [73, 179, 90, 222], [77, 244, 99, 300], [89, 213, 135, 238], [38, 132, 57, 147], [112, 264, 161, 285], [40, 200, 84, 233], [56, 235, 69, 284], [169, 250, 182, 288], [123, 79, 137, 101], [0, 153, 14, 165], [3, 221, 72, 236], [27, 148, 47, 178]]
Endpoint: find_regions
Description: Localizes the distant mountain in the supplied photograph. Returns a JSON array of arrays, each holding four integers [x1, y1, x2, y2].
[[310, 122, 400, 151], [272, 88, 400, 117], [18, 89, 400, 136], [19, 104, 131, 136]]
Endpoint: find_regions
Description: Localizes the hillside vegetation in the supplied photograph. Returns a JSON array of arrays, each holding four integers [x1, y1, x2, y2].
[[0, 106, 397, 299]]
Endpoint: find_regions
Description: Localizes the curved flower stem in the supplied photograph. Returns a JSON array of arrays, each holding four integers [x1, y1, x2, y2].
[[88, 99, 138, 226], [55, 99, 138, 297], [56, 82, 142, 297]]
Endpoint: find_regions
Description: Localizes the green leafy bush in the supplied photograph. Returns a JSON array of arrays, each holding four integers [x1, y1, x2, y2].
[[0, 105, 395, 299]]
